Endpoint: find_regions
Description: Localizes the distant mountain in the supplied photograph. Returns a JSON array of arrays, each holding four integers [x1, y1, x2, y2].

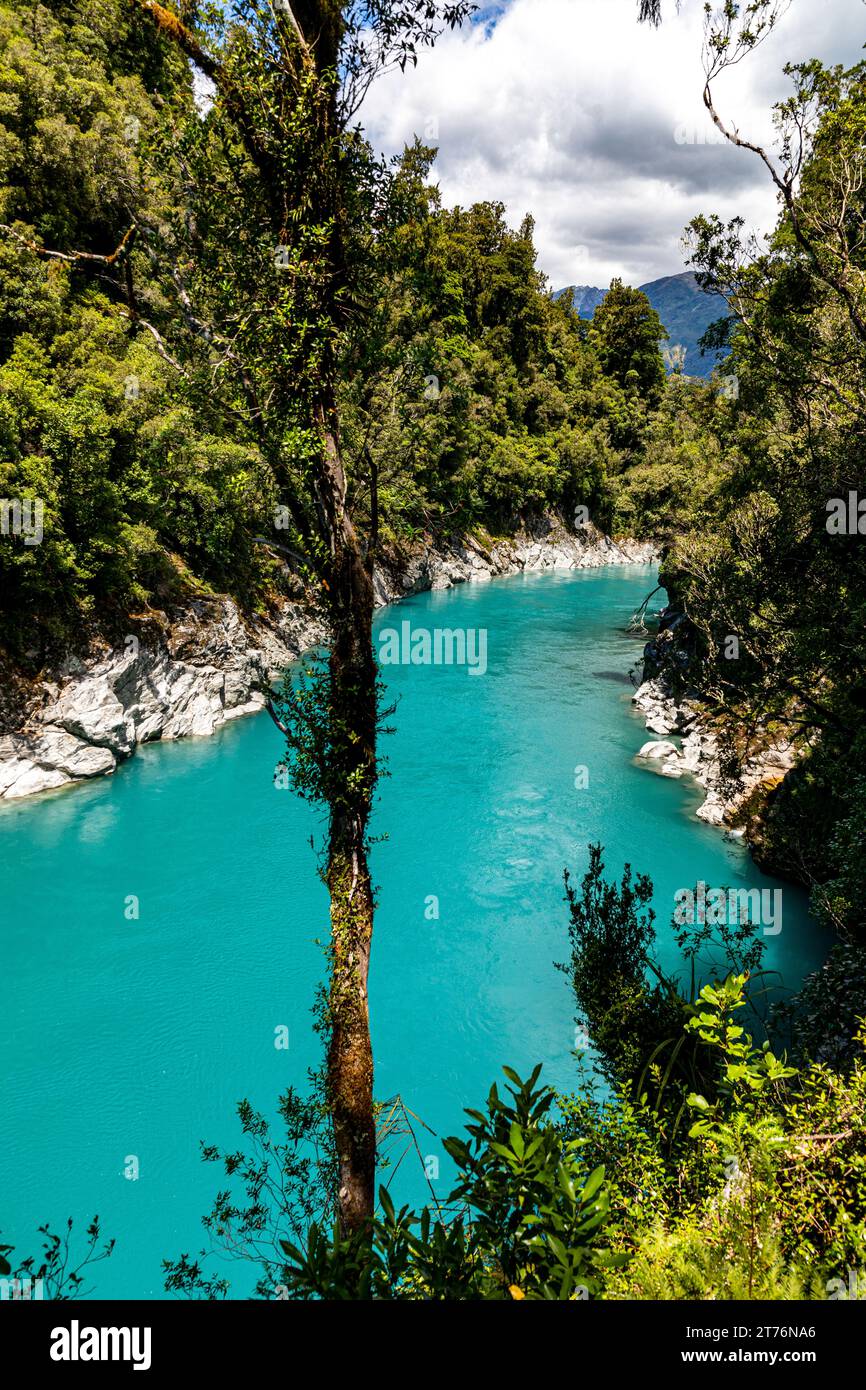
[[561, 284, 606, 317], [554, 270, 731, 379]]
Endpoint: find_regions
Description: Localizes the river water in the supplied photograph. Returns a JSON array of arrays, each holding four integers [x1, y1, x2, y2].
[[0, 565, 824, 1297]]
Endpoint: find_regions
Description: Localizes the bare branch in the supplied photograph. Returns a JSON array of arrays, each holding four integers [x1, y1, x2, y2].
[[0, 222, 136, 266]]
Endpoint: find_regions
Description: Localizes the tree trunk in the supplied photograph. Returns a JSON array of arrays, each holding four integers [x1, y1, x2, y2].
[[318, 412, 378, 1236], [135, 0, 380, 1240]]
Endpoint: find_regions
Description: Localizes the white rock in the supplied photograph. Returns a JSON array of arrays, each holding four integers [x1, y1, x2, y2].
[[48, 674, 132, 754], [0, 756, 37, 797], [646, 716, 674, 735], [4, 764, 71, 798], [222, 695, 266, 722], [696, 794, 726, 826], [633, 679, 670, 713], [34, 728, 115, 778], [638, 740, 680, 761], [762, 745, 796, 771]]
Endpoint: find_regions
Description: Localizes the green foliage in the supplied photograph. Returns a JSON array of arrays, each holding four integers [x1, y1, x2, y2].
[[284, 1067, 616, 1300], [560, 843, 787, 1134], [0, 0, 280, 657], [810, 776, 866, 945], [610, 372, 735, 541], [558, 853, 866, 1301], [563, 976, 865, 1300], [625, 53, 866, 1079], [4, 0, 864, 1307], [770, 775, 866, 1068], [163, 1082, 338, 1301], [611, 1220, 823, 1301], [686, 974, 796, 1119], [0, 1216, 114, 1299], [340, 182, 644, 537], [588, 277, 667, 406], [560, 843, 693, 1101], [669, 57, 866, 762], [166, 1067, 617, 1300], [268, 653, 393, 818], [783, 942, 866, 1071], [439, 1065, 616, 1299], [0, 7, 672, 658], [774, 1029, 866, 1278]]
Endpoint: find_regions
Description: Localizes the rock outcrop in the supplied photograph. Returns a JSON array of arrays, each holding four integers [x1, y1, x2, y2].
[[372, 517, 655, 606], [633, 655, 798, 832], [0, 519, 657, 802], [0, 598, 329, 802]]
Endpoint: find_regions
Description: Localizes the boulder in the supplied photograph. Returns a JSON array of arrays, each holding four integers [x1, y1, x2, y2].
[[638, 740, 679, 761], [696, 793, 726, 826], [3, 764, 71, 798], [646, 716, 675, 735], [34, 728, 115, 779], [47, 672, 133, 754]]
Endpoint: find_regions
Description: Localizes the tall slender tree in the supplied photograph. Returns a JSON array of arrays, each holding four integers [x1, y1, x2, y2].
[[126, 0, 476, 1237]]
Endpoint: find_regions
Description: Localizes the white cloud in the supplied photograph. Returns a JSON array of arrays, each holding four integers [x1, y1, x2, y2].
[[360, 0, 865, 289]]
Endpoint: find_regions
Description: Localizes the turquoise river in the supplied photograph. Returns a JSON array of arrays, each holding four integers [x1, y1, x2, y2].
[[0, 565, 826, 1297]]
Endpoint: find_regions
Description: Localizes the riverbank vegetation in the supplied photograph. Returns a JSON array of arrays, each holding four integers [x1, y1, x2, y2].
[[160, 845, 866, 1300], [2, 0, 864, 1299]]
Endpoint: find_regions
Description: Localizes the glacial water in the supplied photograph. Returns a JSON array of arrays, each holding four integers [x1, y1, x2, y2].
[[0, 566, 826, 1298]]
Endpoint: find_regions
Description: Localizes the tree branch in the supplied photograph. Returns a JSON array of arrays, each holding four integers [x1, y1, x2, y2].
[[0, 222, 136, 265]]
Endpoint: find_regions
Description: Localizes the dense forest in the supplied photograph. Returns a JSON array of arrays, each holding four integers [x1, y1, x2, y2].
[[0, 1, 709, 662], [1, 0, 864, 1301]]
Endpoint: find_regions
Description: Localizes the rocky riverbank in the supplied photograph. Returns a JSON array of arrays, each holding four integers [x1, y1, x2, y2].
[[632, 674, 797, 828], [631, 612, 799, 839], [0, 518, 656, 802]]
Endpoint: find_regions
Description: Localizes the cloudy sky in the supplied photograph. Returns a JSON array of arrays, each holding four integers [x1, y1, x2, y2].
[[360, 0, 865, 291]]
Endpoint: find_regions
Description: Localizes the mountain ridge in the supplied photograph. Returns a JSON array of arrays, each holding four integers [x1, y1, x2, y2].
[[554, 270, 730, 379]]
